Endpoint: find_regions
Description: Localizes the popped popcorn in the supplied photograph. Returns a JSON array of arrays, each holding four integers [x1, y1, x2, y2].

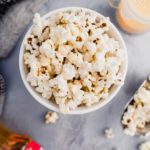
[[139, 141, 150, 150], [39, 39, 55, 58], [24, 9, 125, 112], [62, 63, 77, 80], [122, 78, 150, 136], [68, 52, 83, 67], [45, 111, 59, 124], [104, 128, 115, 139]]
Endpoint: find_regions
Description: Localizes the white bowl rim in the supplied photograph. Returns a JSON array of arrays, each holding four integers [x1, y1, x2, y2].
[[19, 7, 128, 115]]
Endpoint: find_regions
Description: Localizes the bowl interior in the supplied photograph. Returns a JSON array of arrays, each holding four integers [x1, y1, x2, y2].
[[19, 7, 128, 114]]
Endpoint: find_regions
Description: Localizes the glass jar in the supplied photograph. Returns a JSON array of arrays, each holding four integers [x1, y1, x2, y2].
[[110, 0, 150, 34]]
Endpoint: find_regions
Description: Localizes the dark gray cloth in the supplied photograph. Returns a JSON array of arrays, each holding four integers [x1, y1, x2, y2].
[[0, 0, 47, 58], [0, 74, 5, 115]]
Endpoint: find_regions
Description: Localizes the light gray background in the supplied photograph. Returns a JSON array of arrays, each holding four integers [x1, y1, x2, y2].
[[0, 0, 150, 150]]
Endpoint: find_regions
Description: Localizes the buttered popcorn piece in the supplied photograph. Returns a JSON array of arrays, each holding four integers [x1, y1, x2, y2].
[[62, 63, 77, 80], [139, 141, 150, 150], [24, 9, 124, 112], [85, 41, 97, 55], [78, 61, 91, 78], [39, 39, 55, 58], [92, 52, 105, 72], [68, 52, 83, 67], [58, 44, 72, 57], [45, 111, 59, 124], [32, 13, 43, 37], [104, 128, 115, 139]]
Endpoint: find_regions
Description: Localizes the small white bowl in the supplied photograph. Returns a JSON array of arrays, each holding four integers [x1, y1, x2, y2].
[[19, 7, 128, 115]]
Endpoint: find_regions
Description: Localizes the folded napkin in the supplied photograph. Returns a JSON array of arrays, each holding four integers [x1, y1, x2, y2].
[[0, 0, 48, 58]]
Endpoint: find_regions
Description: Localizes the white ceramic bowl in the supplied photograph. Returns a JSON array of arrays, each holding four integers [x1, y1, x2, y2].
[[19, 7, 128, 115]]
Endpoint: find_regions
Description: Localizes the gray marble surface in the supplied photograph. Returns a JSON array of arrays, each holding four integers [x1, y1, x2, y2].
[[0, 0, 150, 150]]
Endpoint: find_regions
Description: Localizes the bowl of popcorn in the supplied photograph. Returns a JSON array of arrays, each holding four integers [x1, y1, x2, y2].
[[19, 7, 128, 114]]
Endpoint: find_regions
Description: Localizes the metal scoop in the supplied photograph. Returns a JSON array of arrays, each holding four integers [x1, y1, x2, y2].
[[121, 77, 150, 136]]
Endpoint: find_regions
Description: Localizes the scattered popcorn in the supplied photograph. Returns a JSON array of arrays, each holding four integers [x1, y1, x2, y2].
[[122, 78, 150, 136], [24, 9, 125, 113], [45, 111, 59, 124], [139, 141, 150, 150], [104, 128, 115, 139]]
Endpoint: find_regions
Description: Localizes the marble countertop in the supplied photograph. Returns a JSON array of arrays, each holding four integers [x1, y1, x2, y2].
[[0, 0, 150, 150]]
